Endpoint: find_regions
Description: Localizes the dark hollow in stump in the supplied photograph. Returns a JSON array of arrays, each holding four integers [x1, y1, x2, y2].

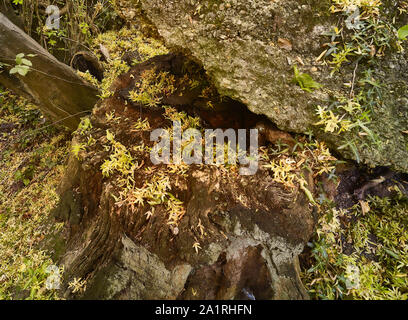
[[70, 51, 104, 82]]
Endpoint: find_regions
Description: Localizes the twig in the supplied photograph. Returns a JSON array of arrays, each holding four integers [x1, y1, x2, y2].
[[350, 61, 358, 98]]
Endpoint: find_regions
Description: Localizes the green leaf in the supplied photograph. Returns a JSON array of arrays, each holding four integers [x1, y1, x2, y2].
[[292, 65, 323, 92], [384, 248, 400, 259], [17, 65, 29, 76], [338, 140, 360, 163], [349, 142, 360, 163], [106, 129, 114, 142], [398, 25, 408, 40], [21, 58, 32, 67], [357, 120, 376, 143], [15, 56, 23, 65]]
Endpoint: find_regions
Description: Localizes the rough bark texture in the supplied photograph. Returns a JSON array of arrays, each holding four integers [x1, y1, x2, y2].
[[0, 13, 99, 130], [53, 54, 314, 300], [114, 0, 408, 172]]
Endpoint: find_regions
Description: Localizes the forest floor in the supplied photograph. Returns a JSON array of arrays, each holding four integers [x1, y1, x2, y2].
[[0, 88, 69, 299], [301, 181, 408, 300]]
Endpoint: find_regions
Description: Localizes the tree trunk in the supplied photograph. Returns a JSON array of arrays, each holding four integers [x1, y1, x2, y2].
[[0, 12, 99, 130]]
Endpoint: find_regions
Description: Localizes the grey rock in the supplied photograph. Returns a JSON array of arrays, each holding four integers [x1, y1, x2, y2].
[[114, 0, 408, 172]]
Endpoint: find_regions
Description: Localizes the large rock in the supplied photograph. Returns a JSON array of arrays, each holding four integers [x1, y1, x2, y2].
[[114, 0, 408, 172]]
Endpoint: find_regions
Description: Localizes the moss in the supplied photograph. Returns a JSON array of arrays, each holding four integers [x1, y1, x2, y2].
[[77, 27, 169, 99]]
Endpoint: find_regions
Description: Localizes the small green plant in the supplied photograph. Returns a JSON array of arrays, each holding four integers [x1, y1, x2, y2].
[[397, 25, 408, 40], [329, 45, 355, 75], [262, 137, 336, 201], [338, 139, 361, 163], [79, 22, 90, 35], [76, 117, 93, 135], [71, 143, 86, 160], [314, 64, 383, 164], [324, 1, 398, 75], [292, 65, 323, 92], [315, 105, 352, 134], [43, 28, 67, 49], [100, 130, 135, 178], [129, 68, 176, 107], [10, 53, 35, 77]]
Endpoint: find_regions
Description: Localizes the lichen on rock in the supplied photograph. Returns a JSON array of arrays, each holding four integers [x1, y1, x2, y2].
[[114, 0, 408, 172]]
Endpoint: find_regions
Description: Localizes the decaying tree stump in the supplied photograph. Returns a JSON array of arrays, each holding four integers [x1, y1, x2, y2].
[[53, 54, 315, 300], [0, 13, 99, 130]]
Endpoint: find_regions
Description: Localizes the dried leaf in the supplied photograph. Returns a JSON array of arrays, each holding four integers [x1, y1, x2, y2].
[[278, 38, 292, 51], [359, 200, 370, 215]]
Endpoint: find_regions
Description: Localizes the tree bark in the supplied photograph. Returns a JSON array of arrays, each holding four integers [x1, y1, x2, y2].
[[0, 12, 99, 130]]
